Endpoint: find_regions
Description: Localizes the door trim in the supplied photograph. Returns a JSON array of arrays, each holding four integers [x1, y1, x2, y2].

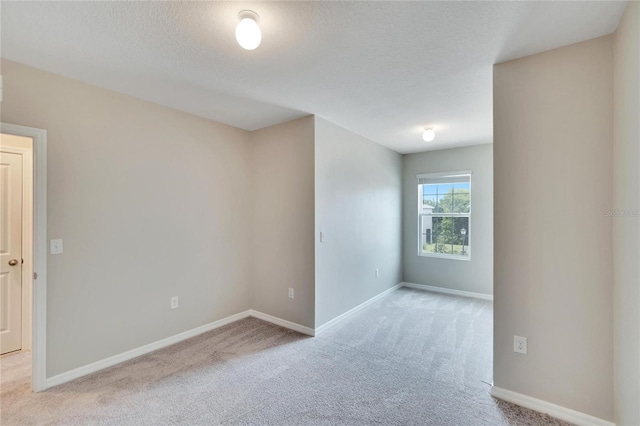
[[1, 123, 47, 392]]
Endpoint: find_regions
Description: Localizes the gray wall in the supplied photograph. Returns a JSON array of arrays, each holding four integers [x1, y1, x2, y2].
[[314, 117, 402, 327], [613, 3, 640, 425], [2, 59, 253, 377], [403, 144, 493, 295], [493, 36, 614, 421], [251, 117, 316, 328]]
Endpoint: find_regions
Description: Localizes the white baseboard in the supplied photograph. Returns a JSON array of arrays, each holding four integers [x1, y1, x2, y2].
[[490, 386, 615, 426], [45, 310, 252, 389], [315, 283, 403, 334], [402, 282, 493, 301], [45, 309, 316, 390], [249, 310, 315, 336]]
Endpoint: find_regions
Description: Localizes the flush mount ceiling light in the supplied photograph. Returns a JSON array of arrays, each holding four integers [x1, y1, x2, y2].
[[422, 128, 435, 142], [235, 10, 261, 50]]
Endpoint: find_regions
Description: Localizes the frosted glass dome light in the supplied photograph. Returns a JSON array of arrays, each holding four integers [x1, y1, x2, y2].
[[423, 128, 436, 142], [236, 11, 261, 50]]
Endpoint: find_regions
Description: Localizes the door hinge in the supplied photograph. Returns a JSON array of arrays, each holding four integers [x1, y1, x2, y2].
[[33, 272, 38, 280]]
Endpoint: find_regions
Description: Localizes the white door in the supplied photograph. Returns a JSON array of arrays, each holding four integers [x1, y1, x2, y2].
[[0, 151, 23, 354]]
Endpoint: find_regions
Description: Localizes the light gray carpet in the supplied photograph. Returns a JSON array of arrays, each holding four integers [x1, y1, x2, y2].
[[1, 288, 571, 425]]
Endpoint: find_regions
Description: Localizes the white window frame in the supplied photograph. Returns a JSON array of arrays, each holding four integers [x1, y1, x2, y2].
[[417, 170, 471, 261]]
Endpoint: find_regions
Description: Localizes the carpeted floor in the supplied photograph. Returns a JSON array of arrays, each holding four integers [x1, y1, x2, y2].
[[1, 288, 571, 425]]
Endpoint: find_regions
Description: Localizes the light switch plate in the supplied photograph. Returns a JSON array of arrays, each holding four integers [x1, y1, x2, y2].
[[50, 239, 63, 255]]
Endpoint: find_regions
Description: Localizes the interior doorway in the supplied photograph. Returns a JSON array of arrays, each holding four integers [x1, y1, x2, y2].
[[0, 133, 34, 389], [0, 123, 47, 392]]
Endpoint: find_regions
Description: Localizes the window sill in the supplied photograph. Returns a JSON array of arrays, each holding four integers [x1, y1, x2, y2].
[[419, 252, 471, 261]]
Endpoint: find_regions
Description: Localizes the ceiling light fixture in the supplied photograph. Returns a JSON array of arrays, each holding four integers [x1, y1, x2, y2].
[[235, 10, 261, 50], [422, 128, 435, 142]]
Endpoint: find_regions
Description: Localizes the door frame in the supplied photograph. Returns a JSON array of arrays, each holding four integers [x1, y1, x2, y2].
[[1, 122, 47, 392]]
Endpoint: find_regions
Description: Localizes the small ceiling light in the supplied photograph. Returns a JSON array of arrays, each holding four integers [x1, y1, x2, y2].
[[422, 128, 435, 142], [236, 10, 261, 50]]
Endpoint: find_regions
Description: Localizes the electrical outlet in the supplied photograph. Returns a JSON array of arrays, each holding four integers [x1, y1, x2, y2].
[[288, 288, 294, 299], [171, 296, 179, 309], [375, 269, 380, 278], [320, 232, 326, 243], [514, 336, 527, 354]]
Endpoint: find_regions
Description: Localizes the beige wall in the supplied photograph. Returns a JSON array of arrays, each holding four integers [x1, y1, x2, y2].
[[613, 2, 640, 425], [1, 59, 253, 376], [0, 58, 388, 374], [493, 37, 614, 421], [314, 117, 402, 327], [250, 117, 316, 328], [403, 144, 493, 295]]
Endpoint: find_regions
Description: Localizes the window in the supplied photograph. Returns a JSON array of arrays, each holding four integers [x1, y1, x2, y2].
[[417, 171, 471, 260]]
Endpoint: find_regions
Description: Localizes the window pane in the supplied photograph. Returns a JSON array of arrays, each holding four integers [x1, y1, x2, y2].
[[452, 191, 470, 213], [422, 216, 470, 257], [422, 184, 439, 195], [423, 194, 447, 212], [452, 217, 470, 257], [439, 244, 453, 255], [421, 202, 436, 215], [422, 195, 438, 208], [421, 216, 436, 253], [437, 184, 453, 194], [431, 189, 452, 213], [432, 217, 451, 254], [421, 184, 440, 210]]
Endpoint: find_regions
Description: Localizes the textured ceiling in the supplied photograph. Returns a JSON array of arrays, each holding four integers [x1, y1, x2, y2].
[[0, 1, 627, 153]]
